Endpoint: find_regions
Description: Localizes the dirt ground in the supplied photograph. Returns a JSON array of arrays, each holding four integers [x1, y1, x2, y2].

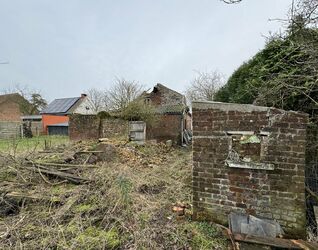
[[0, 138, 228, 249]]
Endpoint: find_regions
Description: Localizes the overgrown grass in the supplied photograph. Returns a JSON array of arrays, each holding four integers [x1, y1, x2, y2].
[[0, 135, 69, 153], [0, 139, 228, 249]]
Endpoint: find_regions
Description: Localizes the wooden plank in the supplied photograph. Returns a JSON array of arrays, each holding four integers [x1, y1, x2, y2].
[[6, 192, 44, 200], [38, 151, 64, 154], [233, 233, 302, 249], [25, 164, 90, 184], [76, 151, 104, 154], [292, 240, 318, 250], [34, 161, 97, 168]]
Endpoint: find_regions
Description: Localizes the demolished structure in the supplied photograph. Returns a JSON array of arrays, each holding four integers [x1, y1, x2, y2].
[[192, 101, 308, 238], [143, 83, 192, 144]]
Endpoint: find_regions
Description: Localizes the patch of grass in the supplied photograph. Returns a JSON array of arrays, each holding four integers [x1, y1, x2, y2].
[[50, 183, 75, 195], [0, 135, 69, 153], [74, 204, 95, 213], [75, 226, 120, 249], [116, 175, 133, 207], [183, 222, 227, 250], [137, 212, 150, 230]]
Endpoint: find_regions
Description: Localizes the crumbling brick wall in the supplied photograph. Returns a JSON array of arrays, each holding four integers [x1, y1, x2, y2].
[[146, 114, 182, 143], [192, 101, 308, 237], [101, 118, 128, 139], [148, 83, 185, 106], [69, 114, 128, 140], [69, 115, 100, 140]]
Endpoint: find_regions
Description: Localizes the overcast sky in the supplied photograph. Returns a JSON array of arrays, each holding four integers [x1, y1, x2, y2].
[[0, 0, 292, 101]]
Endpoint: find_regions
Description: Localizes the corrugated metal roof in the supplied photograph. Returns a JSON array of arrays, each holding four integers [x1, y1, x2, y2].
[[21, 115, 42, 120], [41, 97, 80, 114], [47, 122, 69, 127]]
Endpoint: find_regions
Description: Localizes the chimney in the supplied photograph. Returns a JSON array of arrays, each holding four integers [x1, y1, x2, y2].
[[81, 93, 87, 98]]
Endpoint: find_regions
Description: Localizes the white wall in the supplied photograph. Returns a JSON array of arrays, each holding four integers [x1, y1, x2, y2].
[[73, 97, 96, 115]]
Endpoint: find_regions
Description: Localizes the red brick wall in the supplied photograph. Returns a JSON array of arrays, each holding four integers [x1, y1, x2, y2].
[[146, 114, 182, 143], [0, 101, 22, 121], [69, 114, 183, 144], [69, 115, 99, 140], [192, 101, 308, 238], [149, 91, 162, 105], [69, 114, 128, 141]]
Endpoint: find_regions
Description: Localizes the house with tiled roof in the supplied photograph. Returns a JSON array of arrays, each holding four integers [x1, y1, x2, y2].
[[143, 84, 192, 144], [41, 94, 95, 135]]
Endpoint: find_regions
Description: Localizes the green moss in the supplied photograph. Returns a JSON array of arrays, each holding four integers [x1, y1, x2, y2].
[[76, 226, 120, 249], [74, 204, 95, 213], [50, 196, 61, 203]]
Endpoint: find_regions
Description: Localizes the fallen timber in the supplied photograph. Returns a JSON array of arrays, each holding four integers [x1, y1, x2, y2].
[[25, 160, 91, 184]]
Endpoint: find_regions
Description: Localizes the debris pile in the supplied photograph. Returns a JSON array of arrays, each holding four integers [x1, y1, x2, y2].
[[0, 138, 227, 249]]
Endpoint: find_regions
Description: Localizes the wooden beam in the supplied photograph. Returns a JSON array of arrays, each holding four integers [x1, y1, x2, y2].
[[76, 151, 104, 154], [34, 161, 97, 168], [233, 233, 302, 249]]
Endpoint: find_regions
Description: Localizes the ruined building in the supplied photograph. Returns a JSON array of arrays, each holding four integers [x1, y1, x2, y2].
[[143, 83, 192, 144], [192, 101, 308, 237]]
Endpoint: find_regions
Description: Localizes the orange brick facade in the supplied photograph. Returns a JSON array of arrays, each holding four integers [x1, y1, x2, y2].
[[42, 115, 69, 134]]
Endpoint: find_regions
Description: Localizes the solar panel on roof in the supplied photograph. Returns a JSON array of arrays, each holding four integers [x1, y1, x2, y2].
[[41, 97, 80, 114]]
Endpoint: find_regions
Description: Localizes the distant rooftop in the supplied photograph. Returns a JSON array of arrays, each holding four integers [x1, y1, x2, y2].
[[21, 115, 42, 120], [41, 97, 80, 114]]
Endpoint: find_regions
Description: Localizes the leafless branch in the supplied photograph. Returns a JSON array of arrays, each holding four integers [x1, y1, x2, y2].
[[107, 77, 144, 110], [186, 70, 225, 102]]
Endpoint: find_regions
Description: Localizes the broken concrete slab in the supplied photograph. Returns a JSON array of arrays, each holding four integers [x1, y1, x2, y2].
[[229, 213, 284, 238]]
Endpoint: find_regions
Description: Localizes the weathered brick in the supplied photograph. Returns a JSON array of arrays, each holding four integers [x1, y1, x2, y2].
[[192, 101, 308, 238]]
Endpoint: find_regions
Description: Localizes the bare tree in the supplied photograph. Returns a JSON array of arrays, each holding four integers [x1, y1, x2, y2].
[[292, 0, 318, 26], [186, 70, 225, 102], [86, 88, 107, 112], [108, 77, 144, 110], [1, 83, 30, 98]]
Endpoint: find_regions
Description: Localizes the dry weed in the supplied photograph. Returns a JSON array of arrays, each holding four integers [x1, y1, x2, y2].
[[0, 139, 227, 249]]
